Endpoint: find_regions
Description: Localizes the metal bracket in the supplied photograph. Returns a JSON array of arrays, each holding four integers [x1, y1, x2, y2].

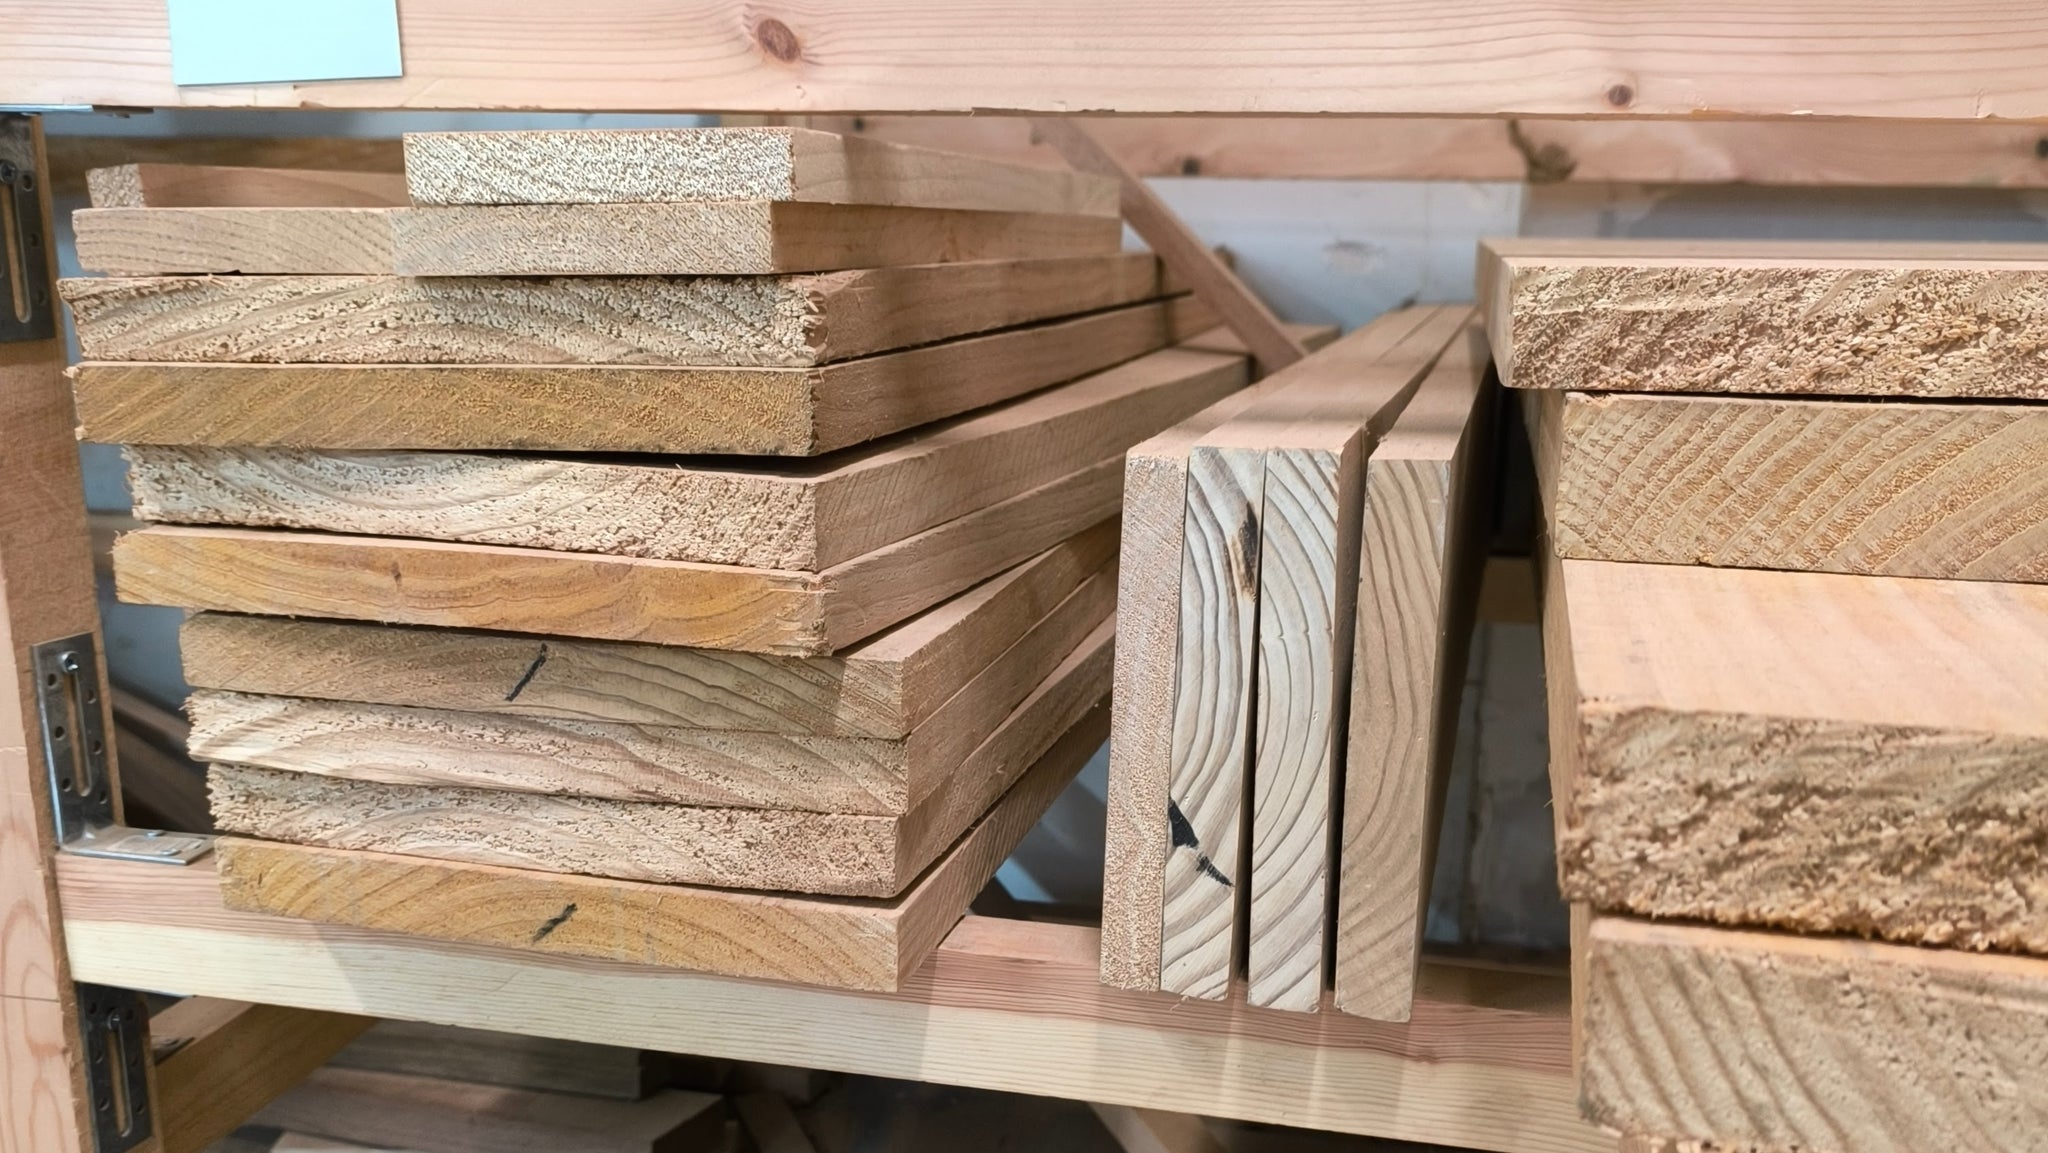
[[0, 112, 54, 342], [75, 984, 154, 1153], [33, 634, 212, 864]]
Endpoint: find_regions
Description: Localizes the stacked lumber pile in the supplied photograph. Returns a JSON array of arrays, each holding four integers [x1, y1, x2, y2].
[[65, 127, 1277, 993], [1097, 303, 1499, 1019], [1483, 238, 2048, 1153]]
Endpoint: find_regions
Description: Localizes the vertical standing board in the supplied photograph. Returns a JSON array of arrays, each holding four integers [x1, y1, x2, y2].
[[1157, 305, 1459, 1000], [1333, 326, 1493, 1020]]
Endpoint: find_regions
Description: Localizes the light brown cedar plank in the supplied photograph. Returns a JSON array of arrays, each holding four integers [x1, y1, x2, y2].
[[1098, 324, 1336, 991], [1556, 556, 2048, 953], [1242, 307, 1472, 1011], [1479, 237, 2048, 399], [1542, 390, 2048, 583], [151, 998, 373, 1153], [1179, 321, 1340, 360], [207, 623, 1113, 897], [215, 708, 1108, 991], [404, 127, 1119, 216], [74, 203, 1121, 276], [184, 557, 1110, 816], [86, 163, 409, 208], [122, 347, 1240, 571], [179, 522, 1119, 740], [71, 297, 1217, 457], [1334, 329, 1493, 1022], [253, 1067, 724, 1153], [62, 253, 1163, 368], [115, 459, 1122, 656], [1582, 915, 2048, 1153]]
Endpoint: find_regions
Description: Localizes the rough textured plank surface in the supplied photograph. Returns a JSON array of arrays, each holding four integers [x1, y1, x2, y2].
[[86, 163, 408, 208], [1481, 238, 2048, 399], [207, 625, 1113, 897], [178, 523, 1117, 739], [73, 297, 1214, 457], [404, 127, 1117, 215], [215, 710, 1105, 991], [1553, 557, 2048, 953], [1583, 916, 2048, 1153], [185, 557, 1107, 816], [122, 346, 1244, 569], [115, 459, 1121, 655], [63, 253, 1164, 367], [1539, 390, 2048, 582], [1334, 329, 1492, 1022], [74, 203, 1121, 276]]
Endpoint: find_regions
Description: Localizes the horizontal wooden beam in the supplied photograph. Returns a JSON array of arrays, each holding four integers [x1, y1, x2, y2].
[[55, 855, 1608, 1153], [10, 2, 2048, 118]]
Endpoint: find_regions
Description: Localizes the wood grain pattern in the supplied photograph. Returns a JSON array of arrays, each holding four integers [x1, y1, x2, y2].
[[1583, 915, 2048, 1153], [215, 709, 1107, 990], [1552, 556, 2048, 953], [185, 557, 1107, 816], [86, 164, 407, 208], [178, 523, 1117, 740], [18, 0, 2048, 121], [49, 138, 405, 198], [57, 858, 1603, 1153], [122, 346, 1244, 569], [254, 1068, 724, 1153], [74, 203, 1121, 277], [152, 999, 372, 1153], [404, 127, 1117, 216], [73, 298, 1216, 457], [331, 1020, 654, 1101], [1539, 390, 2048, 582], [115, 458, 1121, 655], [1481, 238, 2048, 399], [63, 253, 1164, 368], [1334, 330, 1492, 1021], [207, 624, 1113, 897]]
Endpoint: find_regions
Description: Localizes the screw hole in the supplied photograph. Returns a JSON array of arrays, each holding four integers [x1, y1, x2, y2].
[[51, 724, 65, 741], [18, 173, 32, 192], [43, 673, 56, 688], [89, 738, 103, 756]]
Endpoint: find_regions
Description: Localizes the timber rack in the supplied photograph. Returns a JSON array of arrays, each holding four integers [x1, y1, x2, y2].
[[7, 6, 2048, 1152]]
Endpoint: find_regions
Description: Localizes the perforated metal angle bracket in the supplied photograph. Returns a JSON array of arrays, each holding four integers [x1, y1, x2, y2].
[[0, 112, 55, 342], [33, 633, 212, 864], [76, 983, 154, 1152]]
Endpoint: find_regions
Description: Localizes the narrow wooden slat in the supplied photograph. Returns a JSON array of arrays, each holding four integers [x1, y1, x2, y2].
[[86, 164, 408, 208]]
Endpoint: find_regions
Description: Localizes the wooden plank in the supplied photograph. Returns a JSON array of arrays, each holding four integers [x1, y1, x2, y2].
[[1550, 556, 2048, 953], [48, 138, 405, 198], [63, 253, 1165, 368], [405, 127, 1117, 216], [789, 114, 2048, 188], [254, 1068, 725, 1153], [72, 204, 1121, 277], [1032, 118, 1305, 376], [151, 999, 372, 1153], [177, 523, 1117, 740], [1177, 321, 1338, 361], [86, 164, 408, 208], [57, 862, 1605, 1153], [122, 346, 1247, 570], [1155, 306, 1457, 1002], [16, 1, 2048, 120], [1333, 329, 1493, 1022], [113, 458, 1122, 656], [184, 554, 1109, 815], [331, 1020, 654, 1101], [1583, 915, 2048, 1153], [207, 623, 1113, 898], [1243, 307, 1473, 1011], [1481, 238, 2048, 399], [1537, 390, 2048, 582], [215, 706, 1107, 990], [73, 298, 1218, 458], [734, 1092, 817, 1153]]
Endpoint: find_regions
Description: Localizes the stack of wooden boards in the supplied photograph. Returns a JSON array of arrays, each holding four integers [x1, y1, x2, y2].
[[1097, 303, 1499, 1020], [65, 126, 1286, 993], [1483, 238, 2048, 1153]]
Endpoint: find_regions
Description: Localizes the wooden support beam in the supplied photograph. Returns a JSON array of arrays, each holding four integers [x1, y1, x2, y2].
[[1031, 118, 1305, 376], [151, 998, 372, 1153], [56, 857, 1607, 1153], [11, 3, 2048, 120]]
